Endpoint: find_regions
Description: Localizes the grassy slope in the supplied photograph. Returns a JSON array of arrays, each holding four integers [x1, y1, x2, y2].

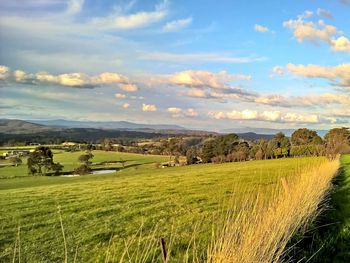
[[0, 150, 169, 179], [0, 155, 325, 262], [287, 155, 350, 262]]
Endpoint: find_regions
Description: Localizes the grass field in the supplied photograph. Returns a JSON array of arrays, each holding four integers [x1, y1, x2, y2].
[[0, 150, 170, 179], [0, 152, 339, 262], [288, 155, 350, 262]]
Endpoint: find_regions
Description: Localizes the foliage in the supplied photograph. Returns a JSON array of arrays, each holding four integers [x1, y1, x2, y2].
[[9, 156, 22, 167], [27, 146, 63, 176], [291, 128, 323, 146], [75, 151, 94, 175], [325, 127, 350, 159]]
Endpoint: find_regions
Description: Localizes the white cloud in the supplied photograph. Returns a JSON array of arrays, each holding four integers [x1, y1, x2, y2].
[[0, 65, 10, 80], [142, 103, 157, 112], [208, 109, 321, 124], [115, 93, 126, 98], [331, 36, 350, 52], [90, 1, 168, 29], [167, 107, 199, 118], [179, 88, 211, 98], [282, 113, 319, 123], [139, 51, 265, 63], [260, 111, 281, 121], [169, 70, 251, 90], [66, 0, 84, 15], [209, 109, 258, 120], [118, 83, 139, 92], [254, 24, 269, 33], [167, 107, 182, 114], [285, 63, 350, 87], [0, 65, 140, 90], [185, 108, 198, 117], [163, 17, 192, 32], [283, 13, 350, 52], [271, 66, 284, 75]]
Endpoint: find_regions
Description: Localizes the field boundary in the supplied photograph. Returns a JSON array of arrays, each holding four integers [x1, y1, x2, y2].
[[285, 155, 350, 262]]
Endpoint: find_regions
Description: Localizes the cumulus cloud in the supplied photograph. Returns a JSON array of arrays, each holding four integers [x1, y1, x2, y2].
[[90, 0, 167, 29], [284, 63, 350, 87], [208, 109, 320, 124], [331, 36, 350, 52], [254, 24, 269, 33], [0, 65, 10, 80], [254, 93, 350, 108], [167, 107, 198, 117], [0, 65, 139, 91], [282, 113, 319, 123], [168, 70, 256, 102], [163, 17, 192, 32], [283, 13, 350, 52], [142, 103, 157, 112], [118, 83, 139, 92], [169, 70, 251, 89], [167, 107, 182, 114], [115, 93, 126, 98]]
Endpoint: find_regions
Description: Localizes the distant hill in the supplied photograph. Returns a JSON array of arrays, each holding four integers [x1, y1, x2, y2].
[[0, 119, 214, 144], [29, 119, 185, 130], [222, 127, 328, 137], [237, 132, 274, 140], [0, 119, 59, 134]]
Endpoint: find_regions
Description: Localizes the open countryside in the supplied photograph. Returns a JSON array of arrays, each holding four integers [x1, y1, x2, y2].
[[1, 0, 350, 262]]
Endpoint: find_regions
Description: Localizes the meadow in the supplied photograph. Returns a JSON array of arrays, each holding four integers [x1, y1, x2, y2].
[[0, 150, 342, 262]]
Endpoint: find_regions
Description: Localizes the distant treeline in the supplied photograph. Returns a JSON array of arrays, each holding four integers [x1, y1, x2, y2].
[[113, 127, 349, 164], [0, 128, 169, 146], [2, 127, 350, 165]]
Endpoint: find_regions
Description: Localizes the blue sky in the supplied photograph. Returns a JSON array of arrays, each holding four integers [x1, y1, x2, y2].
[[0, 0, 349, 131]]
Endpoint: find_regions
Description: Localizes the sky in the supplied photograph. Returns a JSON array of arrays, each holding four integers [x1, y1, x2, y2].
[[0, 0, 349, 131]]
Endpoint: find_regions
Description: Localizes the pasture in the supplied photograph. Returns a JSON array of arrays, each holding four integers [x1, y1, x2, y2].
[[0, 151, 340, 262]]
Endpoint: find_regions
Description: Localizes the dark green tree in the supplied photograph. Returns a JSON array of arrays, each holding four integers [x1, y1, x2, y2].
[[27, 147, 63, 176], [75, 151, 94, 175], [325, 127, 350, 159], [291, 128, 323, 146], [186, 147, 199, 165]]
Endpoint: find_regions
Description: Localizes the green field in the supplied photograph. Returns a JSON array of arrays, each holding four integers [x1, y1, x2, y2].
[[0, 150, 169, 179], [0, 152, 330, 262]]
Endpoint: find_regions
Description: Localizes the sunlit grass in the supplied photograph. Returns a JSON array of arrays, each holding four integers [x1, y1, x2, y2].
[[0, 155, 338, 262]]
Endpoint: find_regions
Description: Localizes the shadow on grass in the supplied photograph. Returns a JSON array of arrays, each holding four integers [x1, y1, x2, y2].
[[286, 156, 350, 262]]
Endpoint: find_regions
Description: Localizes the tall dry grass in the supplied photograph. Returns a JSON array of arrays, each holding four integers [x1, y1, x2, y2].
[[206, 158, 339, 263]]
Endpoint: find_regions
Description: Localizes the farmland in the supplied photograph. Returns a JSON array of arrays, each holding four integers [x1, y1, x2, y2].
[[0, 149, 341, 262]]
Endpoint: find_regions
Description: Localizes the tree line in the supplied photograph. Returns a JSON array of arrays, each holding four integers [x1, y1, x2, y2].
[[24, 127, 350, 175]]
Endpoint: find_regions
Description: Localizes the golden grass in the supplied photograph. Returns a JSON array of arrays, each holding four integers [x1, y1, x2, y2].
[[206, 158, 340, 263]]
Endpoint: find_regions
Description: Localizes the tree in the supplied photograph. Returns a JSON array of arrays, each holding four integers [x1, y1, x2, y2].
[[325, 127, 350, 159], [186, 147, 199, 165], [27, 147, 63, 176], [75, 151, 94, 175], [213, 134, 239, 156], [270, 132, 290, 158], [201, 139, 216, 163], [9, 156, 22, 167], [101, 138, 113, 151], [291, 128, 323, 146]]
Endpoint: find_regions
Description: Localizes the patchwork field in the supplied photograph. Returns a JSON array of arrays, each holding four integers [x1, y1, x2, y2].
[[0, 151, 341, 262]]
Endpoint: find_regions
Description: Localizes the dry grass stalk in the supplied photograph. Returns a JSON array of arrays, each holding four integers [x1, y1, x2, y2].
[[207, 159, 339, 263]]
